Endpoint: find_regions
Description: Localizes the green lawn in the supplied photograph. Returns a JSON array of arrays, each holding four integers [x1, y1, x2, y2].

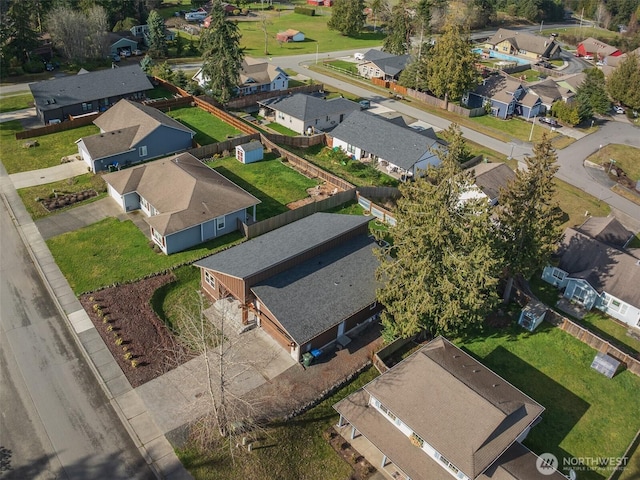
[[546, 26, 621, 45], [629, 234, 640, 248], [0, 120, 99, 174], [205, 153, 319, 219], [177, 366, 379, 480], [166, 106, 241, 145], [0, 92, 34, 112], [238, 11, 384, 57], [470, 115, 562, 144], [47, 218, 244, 294], [457, 323, 640, 480], [585, 144, 640, 181], [17, 173, 107, 220], [146, 86, 177, 100], [325, 60, 359, 75], [554, 178, 611, 229], [266, 122, 298, 136], [288, 144, 399, 188]]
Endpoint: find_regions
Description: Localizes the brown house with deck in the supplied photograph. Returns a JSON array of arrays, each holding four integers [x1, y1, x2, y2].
[[195, 213, 383, 361]]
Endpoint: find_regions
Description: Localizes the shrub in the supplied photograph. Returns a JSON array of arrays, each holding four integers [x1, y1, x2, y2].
[[107, 325, 114, 332], [131, 360, 138, 368], [115, 337, 123, 346], [124, 352, 132, 360], [294, 6, 315, 15]]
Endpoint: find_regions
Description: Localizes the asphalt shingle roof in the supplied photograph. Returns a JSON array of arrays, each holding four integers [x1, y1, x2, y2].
[[194, 213, 371, 278], [251, 234, 381, 345], [486, 29, 560, 57], [29, 64, 153, 111], [577, 216, 634, 249], [330, 110, 444, 171], [259, 93, 360, 122], [104, 152, 260, 235], [470, 162, 515, 201]]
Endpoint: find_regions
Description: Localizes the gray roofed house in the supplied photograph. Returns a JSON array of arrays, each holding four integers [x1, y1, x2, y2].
[[334, 336, 565, 480], [195, 213, 381, 360], [329, 110, 445, 178], [484, 29, 561, 60], [576, 216, 634, 249], [542, 224, 640, 328], [470, 162, 516, 205], [466, 72, 542, 120], [76, 99, 195, 172], [527, 78, 575, 111], [104, 152, 260, 254], [29, 64, 153, 124], [357, 50, 410, 80], [258, 93, 361, 134]]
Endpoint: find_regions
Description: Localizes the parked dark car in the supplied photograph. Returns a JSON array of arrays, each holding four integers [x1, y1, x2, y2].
[[539, 117, 560, 127]]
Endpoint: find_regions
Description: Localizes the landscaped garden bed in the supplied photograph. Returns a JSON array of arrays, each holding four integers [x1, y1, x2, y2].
[[41, 189, 97, 211]]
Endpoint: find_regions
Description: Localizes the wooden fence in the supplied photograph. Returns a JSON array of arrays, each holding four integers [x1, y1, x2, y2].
[[515, 288, 640, 377], [262, 133, 326, 148], [402, 87, 485, 117], [193, 96, 259, 136], [372, 336, 417, 373], [239, 189, 356, 239], [226, 83, 325, 109], [356, 192, 397, 226], [15, 114, 99, 140], [188, 133, 261, 159], [142, 96, 193, 111]]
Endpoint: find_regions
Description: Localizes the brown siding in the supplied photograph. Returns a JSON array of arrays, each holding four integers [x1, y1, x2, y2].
[[201, 269, 248, 303], [255, 302, 295, 350], [345, 302, 383, 332], [302, 324, 339, 353]]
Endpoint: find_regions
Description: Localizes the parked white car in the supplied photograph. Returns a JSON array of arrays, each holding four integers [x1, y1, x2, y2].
[[614, 105, 625, 114], [354, 52, 364, 61]]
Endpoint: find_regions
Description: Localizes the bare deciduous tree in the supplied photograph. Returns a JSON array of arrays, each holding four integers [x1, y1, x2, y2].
[[47, 5, 108, 62]]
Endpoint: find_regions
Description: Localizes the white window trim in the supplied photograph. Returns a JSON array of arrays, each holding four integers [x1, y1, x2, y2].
[[216, 216, 225, 230], [139, 145, 148, 157], [204, 270, 216, 289]]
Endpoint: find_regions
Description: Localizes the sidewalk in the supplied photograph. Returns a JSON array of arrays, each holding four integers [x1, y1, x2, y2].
[[10, 159, 89, 189], [0, 170, 193, 480]]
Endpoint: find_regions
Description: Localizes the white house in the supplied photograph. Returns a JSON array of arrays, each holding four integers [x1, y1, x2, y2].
[[192, 57, 288, 96]]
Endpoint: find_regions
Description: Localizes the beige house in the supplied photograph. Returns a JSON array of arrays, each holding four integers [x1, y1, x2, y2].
[[484, 29, 561, 60]]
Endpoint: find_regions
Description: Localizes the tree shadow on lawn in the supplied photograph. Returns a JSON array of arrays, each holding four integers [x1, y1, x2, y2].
[[461, 344, 600, 479]]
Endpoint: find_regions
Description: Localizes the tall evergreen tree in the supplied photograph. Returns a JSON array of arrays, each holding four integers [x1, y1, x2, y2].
[[576, 67, 610, 116], [368, 0, 389, 31], [496, 133, 564, 302], [199, 1, 244, 104], [6, 0, 40, 63], [425, 18, 480, 107], [383, 0, 412, 54], [607, 53, 640, 110], [147, 10, 167, 57], [327, 0, 366, 37], [375, 124, 501, 340]]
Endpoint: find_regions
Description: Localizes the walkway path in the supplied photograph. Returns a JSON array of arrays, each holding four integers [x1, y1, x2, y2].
[[10, 159, 88, 189]]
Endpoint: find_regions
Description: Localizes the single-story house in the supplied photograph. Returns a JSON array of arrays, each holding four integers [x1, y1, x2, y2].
[[29, 64, 153, 125], [542, 217, 640, 328], [258, 93, 361, 135], [235, 140, 263, 164], [276, 29, 305, 43], [527, 77, 575, 113], [601, 47, 640, 77], [461, 162, 515, 206], [193, 57, 288, 97], [76, 99, 195, 172], [334, 336, 566, 480], [465, 72, 542, 120], [357, 49, 410, 81], [195, 213, 383, 361], [555, 72, 585, 94], [104, 152, 260, 254], [329, 110, 446, 180], [577, 37, 621, 59], [108, 32, 138, 56], [484, 29, 561, 60]]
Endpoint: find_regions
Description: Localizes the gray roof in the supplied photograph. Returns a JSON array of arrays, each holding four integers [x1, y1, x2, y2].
[[486, 29, 560, 57], [80, 99, 194, 160], [251, 234, 380, 345], [528, 78, 573, 105], [330, 110, 444, 171], [237, 140, 263, 152], [473, 72, 524, 102], [194, 213, 371, 278], [558, 228, 640, 307], [471, 162, 515, 201], [363, 49, 394, 62], [104, 152, 260, 236], [366, 53, 410, 77], [259, 93, 360, 122], [479, 442, 567, 480], [576, 216, 634, 249], [29, 64, 153, 112], [579, 37, 620, 57], [335, 337, 546, 480]]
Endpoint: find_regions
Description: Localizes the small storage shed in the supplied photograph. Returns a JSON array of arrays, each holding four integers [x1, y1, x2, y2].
[[518, 300, 547, 332], [236, 140, 264, 164], [591, 352, 621, 378], [276, 29, 305, 43]]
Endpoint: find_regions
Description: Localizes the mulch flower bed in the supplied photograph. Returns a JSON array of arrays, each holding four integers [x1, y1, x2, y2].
[[325, 428, 377, 480], [79, 273, 193, 388], [41, 189, 97, 211]]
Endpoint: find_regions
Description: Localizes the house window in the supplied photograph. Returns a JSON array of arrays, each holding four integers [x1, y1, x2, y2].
[[437, 453, 460, 476], [204, 271, 216, 289], [151, 228, 165, 247], [573, 286, 587, 303], [379, 403, 397, 421], [216, 216, 225, 230], [552, 268, 566, 281], [347, 144, 355, 154], [410, 432, 424, 448], [139, 145, 148, 157], [608, 298, 628, 315]]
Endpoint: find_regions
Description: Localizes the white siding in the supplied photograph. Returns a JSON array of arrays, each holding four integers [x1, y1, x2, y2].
[[107, 184, 125, 209], [598, 294, 640, 328]]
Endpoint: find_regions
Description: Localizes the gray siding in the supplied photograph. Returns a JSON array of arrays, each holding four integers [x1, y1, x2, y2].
[[165, 225, 202, 254], [39, 91, 149, 124]]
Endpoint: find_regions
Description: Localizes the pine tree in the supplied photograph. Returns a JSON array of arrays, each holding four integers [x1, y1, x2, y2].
[[496, 133, 564, 302], [147, 10, 168, 58], [607, 53, 640, 111], [383, 0, 412, 54], [375, 124, 501, 340], [328, 0, 366, 37], [425, 18, 480, 107], [576, 67, 610, 116], [199, 1, 244, 104]]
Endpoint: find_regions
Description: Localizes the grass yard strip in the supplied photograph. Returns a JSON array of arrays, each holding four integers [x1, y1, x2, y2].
[[146, 86, 177, 99], [628, 234, 640, 248], [0, 92, 34, 112], [238, 11, 384, 57], [0, 120, 99, 174], [47, 218, 244, 294], [177, 366, 379, 480], [457, 323, 640, 480], [325, 60, 359, 75], [619, 433, 640, 480], [586, 144, 640, 181], [554, 178, 611, 229], [166, 106, 241, 145], [17, 173, 107, 220], [266, 122, 298, 136], [206, 153, 319, 219], [470, 115, 562, 144]]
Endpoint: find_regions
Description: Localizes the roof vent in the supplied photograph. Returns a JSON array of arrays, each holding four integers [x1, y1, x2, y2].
[[492, 384, 499, 387], [473, 369, 481, 373], [453, 355, 460, 358]]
